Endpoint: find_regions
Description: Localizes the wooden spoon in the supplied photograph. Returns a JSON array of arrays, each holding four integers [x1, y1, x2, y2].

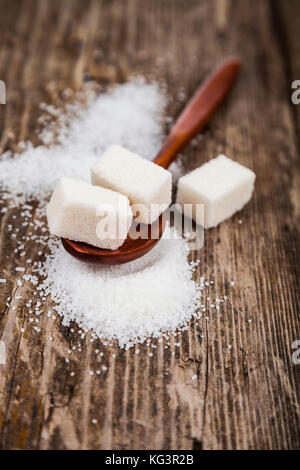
[[62, 57, 242, 265]]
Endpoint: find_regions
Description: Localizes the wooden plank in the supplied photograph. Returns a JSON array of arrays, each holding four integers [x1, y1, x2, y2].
[[0, 0, 299, 449]]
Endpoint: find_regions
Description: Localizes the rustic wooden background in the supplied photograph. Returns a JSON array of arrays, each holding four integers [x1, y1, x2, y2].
[[0, 0, 299, 450]]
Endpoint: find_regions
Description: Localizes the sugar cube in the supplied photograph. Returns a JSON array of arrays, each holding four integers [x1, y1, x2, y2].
[[47, 177, 133, 250], [91, 145, 172, 224], [176, 155, 255, 228]]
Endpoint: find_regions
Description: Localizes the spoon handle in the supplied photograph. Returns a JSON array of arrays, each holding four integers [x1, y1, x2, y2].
[[153, 57, 242, 169]]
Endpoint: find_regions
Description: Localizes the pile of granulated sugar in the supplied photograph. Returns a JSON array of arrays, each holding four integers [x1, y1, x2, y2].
[[0, 78, 182, 203], [0, 78, 208, 349], [23, 223, 201, 349]]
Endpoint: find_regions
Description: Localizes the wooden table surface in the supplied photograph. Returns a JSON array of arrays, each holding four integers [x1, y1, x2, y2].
[[0, 0, 299, 450]]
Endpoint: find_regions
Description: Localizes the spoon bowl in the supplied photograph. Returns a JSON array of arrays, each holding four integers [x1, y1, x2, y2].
[[62, 213, 166, 265], [61, 57, 242, 265]]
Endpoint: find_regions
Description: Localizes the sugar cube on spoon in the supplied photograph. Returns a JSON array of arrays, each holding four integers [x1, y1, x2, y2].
[[91, 145, 172, 224], [176, 154, 255, 228], [47, 177, 133, 250]]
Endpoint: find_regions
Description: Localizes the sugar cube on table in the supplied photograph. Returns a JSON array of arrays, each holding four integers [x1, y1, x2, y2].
[[47, 177, 133, 250], [176, 154, 256, 228], [91, 145, 172, 224]]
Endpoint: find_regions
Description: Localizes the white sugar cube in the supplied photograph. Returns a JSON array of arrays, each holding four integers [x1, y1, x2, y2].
[[176, 155, 255, 228], [91, 145, 172, 224], [47, 177, 132, 250]]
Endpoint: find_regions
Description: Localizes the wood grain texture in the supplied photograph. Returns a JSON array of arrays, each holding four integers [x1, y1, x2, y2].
[[0, 0, 299, 450]]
